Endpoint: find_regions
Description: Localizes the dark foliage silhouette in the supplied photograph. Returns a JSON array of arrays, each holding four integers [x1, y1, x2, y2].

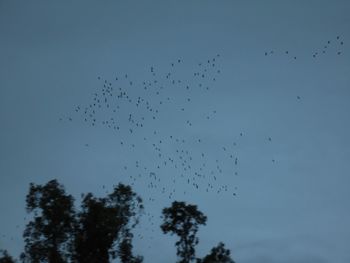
[[161, 201, 207, 263], [117, 230, 143, 263], [72, 184, 143, 263], [0, 250, 15, 263], [161, 202, 235, 263], [21, 180, 76, 263], [17, 180, 143, 263], [198, 242, 235, 263], [1, 180, 235, 263]]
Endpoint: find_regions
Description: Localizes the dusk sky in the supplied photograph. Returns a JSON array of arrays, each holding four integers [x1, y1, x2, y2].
[[1, 1, 350, 262]]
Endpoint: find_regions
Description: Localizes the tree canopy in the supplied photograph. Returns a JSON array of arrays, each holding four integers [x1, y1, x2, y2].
[[21, 179, 76, 263], [73, 184, 143, 263], [1, 180, 235, 263], [161, 201, 207, 263], [0, 250, 15, 263], [161, 202, 235, 263], [199, 242, 235, 263]]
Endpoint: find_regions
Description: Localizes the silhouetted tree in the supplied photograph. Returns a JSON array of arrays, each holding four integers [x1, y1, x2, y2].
[[117, 229, 143, 263], [2, 180, 236, 263], [72, 183, 143, 263], [21, 179, 76, 263], [198, 242, 235, 263], [161, 201, 207, 263], [18, 180, 143, 263], [0, 250, 15, 263]]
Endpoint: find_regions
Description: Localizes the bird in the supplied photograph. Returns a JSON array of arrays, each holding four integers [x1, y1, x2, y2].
[[63, 55, 245, 200]]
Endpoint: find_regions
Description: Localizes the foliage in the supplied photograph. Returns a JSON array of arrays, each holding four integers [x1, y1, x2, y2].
[[19, 180, 143, 263], [21, 180, 75, 263], [0, 250, 16, 263], [2, 180, 236, 263], [198, 242, 235, 263], [72, 184, 143, 263], [161, 201, 207, 263]]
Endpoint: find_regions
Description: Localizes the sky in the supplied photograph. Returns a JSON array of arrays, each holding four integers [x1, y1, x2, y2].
[[0, 1, 350, 262]]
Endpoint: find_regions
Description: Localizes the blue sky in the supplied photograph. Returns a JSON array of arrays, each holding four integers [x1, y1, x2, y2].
[[1, 1, 350, 262]]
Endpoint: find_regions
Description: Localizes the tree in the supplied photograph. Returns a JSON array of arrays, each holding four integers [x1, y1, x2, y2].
[[199, 242, 235, 263], [19, 180, 143, 263], [2, 179, 236, 263], [72, 183, 143, 263], [21, 179, 76, 263], [117, 230, 143, 263], [161, 201, 207, 263], [0, 250, 15, 263]]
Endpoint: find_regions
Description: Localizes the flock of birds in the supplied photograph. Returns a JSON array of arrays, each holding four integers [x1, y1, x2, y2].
[[61, 54, 247, 201], [60, 35, 345, 205], [61, 34, 344, 227], [264, 35, 344, 60], [1, 35, 345, 249], [57, 36, 345, 243], [60, 54, 253, 244]]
